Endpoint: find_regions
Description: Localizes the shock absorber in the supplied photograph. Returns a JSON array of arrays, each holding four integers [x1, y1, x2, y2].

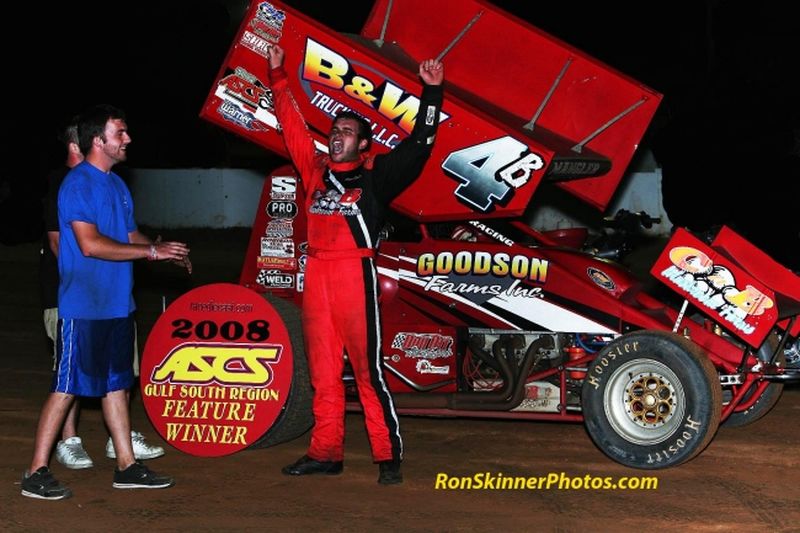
[[564, 345, 586, 380]]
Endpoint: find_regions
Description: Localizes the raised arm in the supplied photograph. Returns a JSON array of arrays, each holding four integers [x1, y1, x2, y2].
[[374, 58, 445, 203], [267, 44, 319, 180]]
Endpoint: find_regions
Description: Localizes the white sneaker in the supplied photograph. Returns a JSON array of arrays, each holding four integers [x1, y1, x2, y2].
[[106, 431, 165, 460], [55, 436, 94, 470]]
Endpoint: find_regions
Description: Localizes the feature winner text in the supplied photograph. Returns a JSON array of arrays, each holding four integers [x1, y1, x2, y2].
[[144, 383, 280, 445]]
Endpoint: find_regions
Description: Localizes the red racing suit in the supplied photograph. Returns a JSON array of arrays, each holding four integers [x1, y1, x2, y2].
[[269, 65, 443, 462]]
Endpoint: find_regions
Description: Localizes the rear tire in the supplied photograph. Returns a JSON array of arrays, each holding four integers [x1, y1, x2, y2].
[[722, 333, 783, 428], [249, 294, 314, 448], [581, 331, 721, 469]]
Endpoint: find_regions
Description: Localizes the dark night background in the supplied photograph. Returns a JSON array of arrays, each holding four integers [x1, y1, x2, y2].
[[2, 1, 798, 268]]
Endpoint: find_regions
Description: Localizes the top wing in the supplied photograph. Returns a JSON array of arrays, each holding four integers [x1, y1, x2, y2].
[[200, 0, 661, 220]]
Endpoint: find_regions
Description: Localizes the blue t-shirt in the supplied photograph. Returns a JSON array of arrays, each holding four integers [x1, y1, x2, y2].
[[58, 161, 137, 319]]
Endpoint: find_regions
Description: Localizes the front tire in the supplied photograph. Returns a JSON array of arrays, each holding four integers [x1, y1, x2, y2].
[[581, 331, 721, 469]]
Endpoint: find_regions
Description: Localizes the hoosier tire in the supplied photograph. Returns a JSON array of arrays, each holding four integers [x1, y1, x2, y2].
[[249, 294, 314, 448], [581, 331, 721, 469]]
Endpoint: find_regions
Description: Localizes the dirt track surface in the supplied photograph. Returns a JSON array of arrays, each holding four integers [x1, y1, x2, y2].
[[2, 230, 799, 532]]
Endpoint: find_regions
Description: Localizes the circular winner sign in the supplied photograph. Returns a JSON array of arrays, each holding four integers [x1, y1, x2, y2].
[[140, 283, 293, 457]]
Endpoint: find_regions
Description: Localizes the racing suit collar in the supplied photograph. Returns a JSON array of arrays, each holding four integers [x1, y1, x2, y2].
[[328, 152, 369, 172]]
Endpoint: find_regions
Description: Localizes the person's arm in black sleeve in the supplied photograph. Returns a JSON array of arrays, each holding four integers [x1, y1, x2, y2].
[[45, 169, 66, 256], [375, 59, 445, 203]]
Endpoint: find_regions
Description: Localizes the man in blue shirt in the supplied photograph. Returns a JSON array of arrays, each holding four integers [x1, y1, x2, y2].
[[22, 104, 190, 500], [41, 121, 167, 471]]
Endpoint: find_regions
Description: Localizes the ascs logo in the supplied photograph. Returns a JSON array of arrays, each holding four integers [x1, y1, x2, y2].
[[152, 344, 282, 386]]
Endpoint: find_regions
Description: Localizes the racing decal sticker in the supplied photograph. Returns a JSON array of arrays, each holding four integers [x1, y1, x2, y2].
[[217, 101, 267, 132], [296, 272, 304, 292], [270, 176, 297, 200], [257, 256, 297, 270], [140, 283, 293, 457], [339, 189, 362, 207], [467, 220, 514, 246], [249, 2, 285, 42], [240, 30, 272, 59], [391, 332, 454, 360], [267, 200, 298, 219], [425, 104, 436, 126], [260, 237, 295, 257], [587, 267, 616, 291], [545, 157, 610, 180], [416, 274, 543, 300], [442, 137, 545, 213], [417, 251, 548, 282], [413, 250, 547, 302], [660, 246, 774, 335], [513, 381, 561, 413], [300, 37, 450, 149], [214, 69, 277, 131], [265, 219, 294, 238], [257, 269, 294, 289], [416, 360, 449, 375], [309, 188, 362, 216]]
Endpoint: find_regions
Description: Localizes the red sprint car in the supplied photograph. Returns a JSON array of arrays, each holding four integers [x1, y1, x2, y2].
[[198, 0, 800, 469]]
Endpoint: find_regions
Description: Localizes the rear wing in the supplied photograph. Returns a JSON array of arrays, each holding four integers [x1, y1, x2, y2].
[[362, 0, 661, 211], [200, 0, 661, 220]]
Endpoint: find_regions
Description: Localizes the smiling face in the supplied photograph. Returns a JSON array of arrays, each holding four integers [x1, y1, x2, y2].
[[328, 117, 367, 163], [99, 118, 131, 164]]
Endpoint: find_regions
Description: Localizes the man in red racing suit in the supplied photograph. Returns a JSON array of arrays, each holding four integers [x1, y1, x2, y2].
[[267, 44, 444, 484]]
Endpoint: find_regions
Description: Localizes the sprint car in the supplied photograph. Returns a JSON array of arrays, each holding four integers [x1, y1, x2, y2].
[[198, 0, 800, 469]]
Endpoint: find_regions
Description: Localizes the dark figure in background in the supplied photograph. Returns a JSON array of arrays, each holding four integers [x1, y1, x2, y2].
[[266, 44, 444, 484]]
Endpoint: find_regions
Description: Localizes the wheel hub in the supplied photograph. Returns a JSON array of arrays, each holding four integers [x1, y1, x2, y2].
[[627, 375, 674, 426], [604, 358, 685, 445]]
